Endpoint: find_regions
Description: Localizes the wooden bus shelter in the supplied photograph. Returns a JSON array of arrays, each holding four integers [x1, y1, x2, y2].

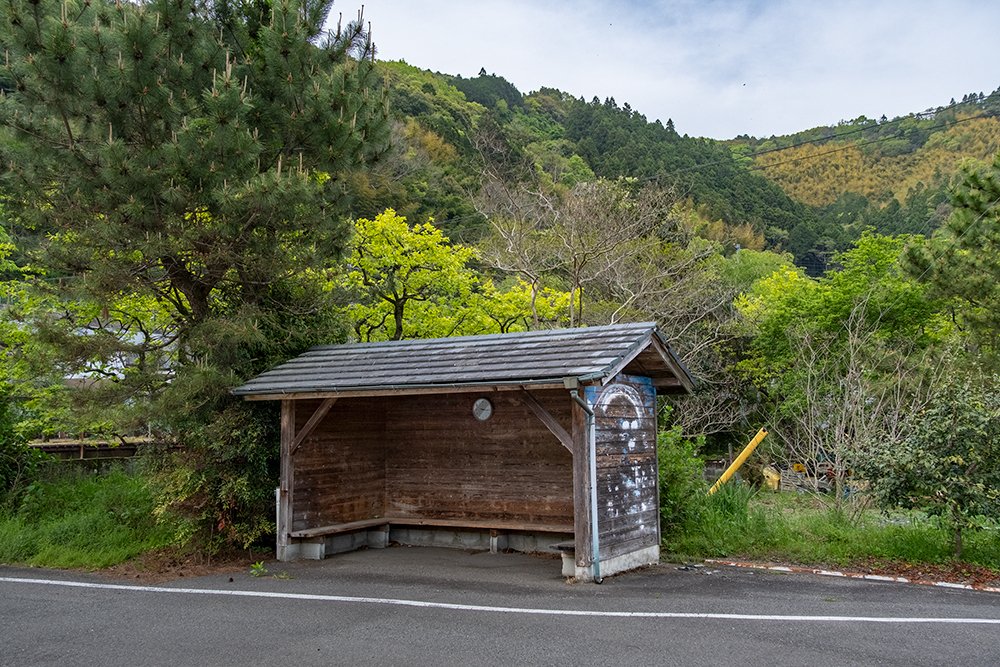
[[233, 322, 695, 581]]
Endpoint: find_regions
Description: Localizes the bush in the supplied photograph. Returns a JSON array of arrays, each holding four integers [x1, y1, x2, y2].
[[0, 388, 48, 511], [657, 420, 707, 537], [857, 376, 1000, 558], [151, 395, 280, 552]]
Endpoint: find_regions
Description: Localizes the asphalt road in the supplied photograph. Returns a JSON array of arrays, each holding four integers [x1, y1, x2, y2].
[[3, 547, 999, 666]]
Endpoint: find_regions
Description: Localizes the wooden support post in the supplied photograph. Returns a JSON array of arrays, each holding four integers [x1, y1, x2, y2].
[[571, 398, 592, 570], [277, 400, 296, 560]]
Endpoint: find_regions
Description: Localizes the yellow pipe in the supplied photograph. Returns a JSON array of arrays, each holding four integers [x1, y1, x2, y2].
[[708, 428, 768, 495]]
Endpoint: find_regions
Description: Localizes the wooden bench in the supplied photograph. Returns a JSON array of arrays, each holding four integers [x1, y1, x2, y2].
[[290, 517, 573, 540], [290, 518, 390, 539], [551, 540, 575, 554]]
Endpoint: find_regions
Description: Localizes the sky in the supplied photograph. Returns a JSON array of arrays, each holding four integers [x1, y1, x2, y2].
[[349, 0, 1000, 140]]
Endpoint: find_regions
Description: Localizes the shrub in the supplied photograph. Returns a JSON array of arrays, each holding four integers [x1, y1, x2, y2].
[[657, 419, 707, 536], [858, 376, 1000, 559], [0, 388, 47, 511]]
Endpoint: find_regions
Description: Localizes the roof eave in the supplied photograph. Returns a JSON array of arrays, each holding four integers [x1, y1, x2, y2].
[[651, 331, 697, 393], [234, 378, 579, 401]]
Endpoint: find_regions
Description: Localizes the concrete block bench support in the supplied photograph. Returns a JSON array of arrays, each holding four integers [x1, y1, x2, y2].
[[281, 517, 573, 561]]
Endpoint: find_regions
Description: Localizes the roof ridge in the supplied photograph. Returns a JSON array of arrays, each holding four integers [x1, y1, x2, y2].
[[309, 322, 657, 352]]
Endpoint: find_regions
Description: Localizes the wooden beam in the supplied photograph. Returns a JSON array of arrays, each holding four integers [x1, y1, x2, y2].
[[517, 390, 573, 453], [290, 516, 575, 540], [571, 399, 592, 569], [240, 382, 567, 402], [648, 335, 696, 393], [290, 397, 337, 455], [277, 400, 295, 550]]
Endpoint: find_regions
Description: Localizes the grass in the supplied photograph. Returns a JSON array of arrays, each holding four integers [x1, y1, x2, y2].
[[664, 484, 1000, 572], [4, 463, 998, 576], [0, 466, 177, 569]]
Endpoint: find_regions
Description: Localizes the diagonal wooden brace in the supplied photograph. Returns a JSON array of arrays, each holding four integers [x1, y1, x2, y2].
[[290, 397, 337, 455]]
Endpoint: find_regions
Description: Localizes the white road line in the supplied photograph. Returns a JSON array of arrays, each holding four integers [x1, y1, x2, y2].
[[2, 576, 999, 625], [704, 559, 1000, 593]]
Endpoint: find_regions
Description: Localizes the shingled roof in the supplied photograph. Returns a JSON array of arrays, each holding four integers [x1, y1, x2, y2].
[[232, 322, 695, 400]]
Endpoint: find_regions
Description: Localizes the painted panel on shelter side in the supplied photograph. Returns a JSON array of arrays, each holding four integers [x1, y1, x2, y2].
[[586, 375, 659, 558]]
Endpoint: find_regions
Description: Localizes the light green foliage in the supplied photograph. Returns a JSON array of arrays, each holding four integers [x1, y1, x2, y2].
[[734, 264, 817, 382], [476, 279, 570, 333], [523, 139, 595, 189], [858, 377, 1000, 558], [736, 233, 945, 499], [337, 210, 571, 340], [738, 233, 944, 384], [713, 247, 794, 290], [4, 275, 180, 438], [338, 209, 479, 341], [656, 415, 707, 537]]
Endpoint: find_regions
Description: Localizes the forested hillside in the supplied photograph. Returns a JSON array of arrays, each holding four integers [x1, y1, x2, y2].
[[376, 63, 1000, 273], [381, 62, 806, 241], [750, 115, 1000, 207], [744, 94, 1000, 269]]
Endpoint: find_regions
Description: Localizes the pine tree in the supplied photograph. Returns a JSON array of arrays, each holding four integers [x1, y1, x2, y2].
[[0, 0, 389, 547], [904, 152, 1000, 360]]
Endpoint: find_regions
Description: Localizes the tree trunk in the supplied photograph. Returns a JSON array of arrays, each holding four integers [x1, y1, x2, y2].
[[392, 300, 405, 340], [952, 509, 964, 560]]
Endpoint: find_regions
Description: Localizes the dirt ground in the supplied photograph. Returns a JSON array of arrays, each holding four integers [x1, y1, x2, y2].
[[102, 547, 271, 583], [849, 557, 1000, 588]]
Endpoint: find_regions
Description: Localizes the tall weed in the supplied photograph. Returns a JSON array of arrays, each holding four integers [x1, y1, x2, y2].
[[656, 420, 706, 537], [0, 466, 175, 568], [665, 486, 1000, 571]]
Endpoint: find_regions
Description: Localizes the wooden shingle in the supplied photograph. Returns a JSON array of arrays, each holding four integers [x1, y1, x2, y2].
[[233, 322, 694, 400]]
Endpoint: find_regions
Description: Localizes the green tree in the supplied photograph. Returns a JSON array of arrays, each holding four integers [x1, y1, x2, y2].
[[904, 153, 1000, 361], [338, 209, 479, 341], [475, 278, 570, 333], [337, 210, 570, 341], [0, 0, 389, 547], [737, 233, 947, 502], [858, 377, 1000, 558]]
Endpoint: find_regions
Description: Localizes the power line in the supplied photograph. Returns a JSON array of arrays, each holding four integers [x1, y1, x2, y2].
[[736, 95, 990, 160], [662, 110, 992, 179], [747, 114, 986, 173]]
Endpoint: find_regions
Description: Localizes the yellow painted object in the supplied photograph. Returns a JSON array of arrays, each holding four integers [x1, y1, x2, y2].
[[762, 465, 780, 492], [708, 428, 768, 495]]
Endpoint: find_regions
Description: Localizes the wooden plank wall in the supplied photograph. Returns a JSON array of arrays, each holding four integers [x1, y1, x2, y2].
[[383, 390, 574, 527], [588, 375, 659, 560], [291, 397, 387, 532]]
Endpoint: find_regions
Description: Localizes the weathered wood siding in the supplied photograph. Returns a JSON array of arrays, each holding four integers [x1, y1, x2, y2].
[[587, 375, 659, 560], [383, 391, 574, 527], [291, 397, 387, 532]]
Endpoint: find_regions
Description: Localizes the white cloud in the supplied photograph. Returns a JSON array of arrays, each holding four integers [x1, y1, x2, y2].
[[354, 0, 1000, 138]]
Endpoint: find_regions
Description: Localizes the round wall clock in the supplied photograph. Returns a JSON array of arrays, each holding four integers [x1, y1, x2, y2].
[[472, 397, 494, 421]]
